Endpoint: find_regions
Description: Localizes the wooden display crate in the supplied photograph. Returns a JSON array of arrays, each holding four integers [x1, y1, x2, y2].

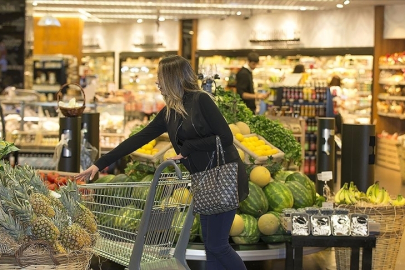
[[130, 138, 172, 164], [233, 133, 285, 164], [376, 137, 400, 171]]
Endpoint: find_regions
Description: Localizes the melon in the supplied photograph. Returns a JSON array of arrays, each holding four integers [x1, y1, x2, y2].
[[163, 148, 177, 161], [229, 214, 244, 236], [228, 124, 241, 136], [239, 181, 268, 217], [236, 121, 251, 135], [237, 148, 245, 161], [172, 187, 192, 204], [249, 166, 271, 188], [258, 212, 280, 235], [231, 214, 260, 244], [263, 181, 294, 212]]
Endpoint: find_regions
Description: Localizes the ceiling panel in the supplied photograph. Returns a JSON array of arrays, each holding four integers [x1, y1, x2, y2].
[[26, 0, 405, 24]]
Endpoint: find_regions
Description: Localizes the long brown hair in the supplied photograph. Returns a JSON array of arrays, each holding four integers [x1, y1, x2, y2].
[[157, 55, 201, 120]]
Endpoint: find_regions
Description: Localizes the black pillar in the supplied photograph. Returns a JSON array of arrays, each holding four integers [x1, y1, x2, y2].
[[316, 117, 336, 194], [341, 124, 375, 192], [58, 117, 81, 172]]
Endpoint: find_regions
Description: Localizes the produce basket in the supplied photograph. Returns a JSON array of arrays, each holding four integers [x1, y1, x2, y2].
[[0, 240, 92, 270], [57, 83, 86, 117], [233, 133, 285, 164], [335, 204, 405, 270]]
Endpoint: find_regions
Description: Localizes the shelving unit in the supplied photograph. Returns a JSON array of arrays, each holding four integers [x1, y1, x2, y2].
[[81, 52, 115, 92]]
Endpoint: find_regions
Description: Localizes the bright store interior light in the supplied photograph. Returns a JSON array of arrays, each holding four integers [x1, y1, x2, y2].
[[137, 18, 143, 23], [336, 4, 344, 8], [37, 14, 61, 26], [344, 0, 350, 4]]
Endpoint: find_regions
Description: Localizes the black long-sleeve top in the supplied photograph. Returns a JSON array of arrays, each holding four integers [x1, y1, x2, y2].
[[94, 91, 249, 201]]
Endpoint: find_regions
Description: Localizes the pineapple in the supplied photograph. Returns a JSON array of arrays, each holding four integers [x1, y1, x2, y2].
[[31, 216, 60, 242], [29, 193, 55, 218], [53, 240, 67, 254], [59, 187, 97, 234], [60, 223, 91, 251], [5, 199, 60, 244]]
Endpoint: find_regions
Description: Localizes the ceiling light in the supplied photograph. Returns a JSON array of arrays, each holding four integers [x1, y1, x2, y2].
[[300, 7, 307, 11], [37, 15, 61, 27], [158, 16, 165, 22], [32, 1, 38, 6], [336, 4, 344, 8], [236, 11, 241, 16], [344, 0, 350, 4], [137, 18, 143, 23], [189, 30, 194, 35]]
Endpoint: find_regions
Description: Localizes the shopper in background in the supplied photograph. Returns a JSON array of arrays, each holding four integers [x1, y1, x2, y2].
[[292, 64, 305, 74], [76, 55, 249, 270], [0, 38, 8, 92], [329, 75, 343, 135], [236, 52, 269, 114]]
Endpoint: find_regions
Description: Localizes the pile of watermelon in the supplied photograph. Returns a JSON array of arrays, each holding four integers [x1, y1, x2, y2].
[[231, 169, 320, 244]]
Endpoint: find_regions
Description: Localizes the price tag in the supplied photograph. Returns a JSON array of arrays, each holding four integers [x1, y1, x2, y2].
[[322, 171, 333, 180]]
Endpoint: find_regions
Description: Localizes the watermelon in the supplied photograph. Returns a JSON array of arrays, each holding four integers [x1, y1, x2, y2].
[[110, 174, 131, 183], [285, 172, 316, 205], [172, 211, 200, 242], [263, 181, 294, 212], [132, 174, 163, 201], [113, 205, 143, 230], [94, 174, 115, 183], [284, 181, 313, 209], [239, 181, 268, 217], [260, 234, 291, 244], [272, 170, 294, 182], [231, 214, 260, 244]]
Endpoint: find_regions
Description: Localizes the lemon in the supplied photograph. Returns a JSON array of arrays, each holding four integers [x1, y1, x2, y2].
[[250, 166, 271, 187], [137, 148, 146, 154], [144, 150, 152, 155], [256, 140, 265, 146], [149, 139, 157, 147], [151, 148, 159, 154], [142, 144, 153, 150], [235, 133, 244, 142], [250, 136, 259, 141]]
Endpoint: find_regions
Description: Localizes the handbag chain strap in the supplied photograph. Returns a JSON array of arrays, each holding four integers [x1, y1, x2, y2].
[[215, 136, 226, 168]]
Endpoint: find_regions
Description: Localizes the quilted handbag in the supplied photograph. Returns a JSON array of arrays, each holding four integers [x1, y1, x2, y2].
[[190, 136, 239, 215]]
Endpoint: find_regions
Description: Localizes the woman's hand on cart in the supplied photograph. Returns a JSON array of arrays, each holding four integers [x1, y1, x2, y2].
[[75, 164, 99, 182], [169, 153, 186, 163]]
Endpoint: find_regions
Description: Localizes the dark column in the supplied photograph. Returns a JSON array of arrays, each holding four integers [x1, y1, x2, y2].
[[58, 117, 81, 172]]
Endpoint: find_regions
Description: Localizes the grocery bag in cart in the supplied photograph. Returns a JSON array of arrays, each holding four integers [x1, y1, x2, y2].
[[79, 160, 194, 270]]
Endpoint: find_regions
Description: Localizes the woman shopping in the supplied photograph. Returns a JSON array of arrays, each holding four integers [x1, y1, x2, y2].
[[76, 55, 249, 270]]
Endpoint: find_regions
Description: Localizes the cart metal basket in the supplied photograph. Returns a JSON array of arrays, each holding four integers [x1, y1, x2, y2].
[[80, 160, 194, 270]]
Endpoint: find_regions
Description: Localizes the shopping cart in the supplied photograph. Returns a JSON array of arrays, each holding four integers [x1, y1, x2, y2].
[[80, 160, 194, 270]]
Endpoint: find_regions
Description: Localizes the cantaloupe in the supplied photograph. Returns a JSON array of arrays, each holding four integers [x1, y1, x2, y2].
[[250, 166, 271, 188], [172, 187, 192, 204], [237, 148, 245, 161], [229, 214, 244, 236], [228, 124, 241, 136], [258, 212, 280, 235], [163, 148, 177, 161], [236, 121, 251, 135]]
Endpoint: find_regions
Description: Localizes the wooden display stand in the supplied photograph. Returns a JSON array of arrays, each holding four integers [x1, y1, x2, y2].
[[285, 235, 376, 270]]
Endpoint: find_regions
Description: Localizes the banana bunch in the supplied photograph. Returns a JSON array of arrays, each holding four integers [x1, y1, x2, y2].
[[366, 181, 391, 205], [334, 182, 367, 205], [390, 195, 405, 206]]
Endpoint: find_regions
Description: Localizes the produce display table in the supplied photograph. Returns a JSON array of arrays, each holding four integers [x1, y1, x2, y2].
[[184, 243, 325, 270], [285, 235, 376, 270]]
